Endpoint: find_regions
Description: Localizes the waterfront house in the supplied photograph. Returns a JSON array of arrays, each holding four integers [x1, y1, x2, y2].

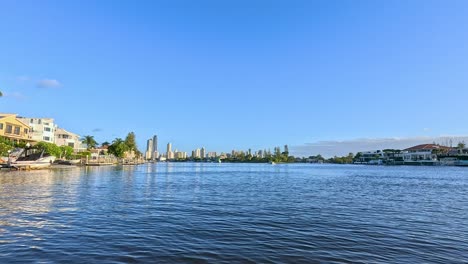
[[402, 144, 452, 165], [381, 149, 404, 165], [55, 127, 86, 152], [0, 113, 34, 144], [17, 117, 56, 144], [438, 147, 468, 166], [91, 146, 108, 155], [355, 150, 385, 164], [305, 157, 324, 164]]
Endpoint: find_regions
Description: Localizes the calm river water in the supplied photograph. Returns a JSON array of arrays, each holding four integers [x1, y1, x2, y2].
[[0, 163, 467, 263]]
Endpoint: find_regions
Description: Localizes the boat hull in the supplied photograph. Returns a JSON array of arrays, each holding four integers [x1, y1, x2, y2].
[[11, 156, 56, 169]]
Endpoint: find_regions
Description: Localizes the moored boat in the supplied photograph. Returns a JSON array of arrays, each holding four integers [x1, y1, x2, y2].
[[9, 149, 56, 169], [455, 158, 468, 167], [55, 159, 81, 165]]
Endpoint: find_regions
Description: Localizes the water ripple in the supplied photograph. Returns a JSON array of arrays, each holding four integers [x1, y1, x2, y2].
[[0, 164, 467, 263]]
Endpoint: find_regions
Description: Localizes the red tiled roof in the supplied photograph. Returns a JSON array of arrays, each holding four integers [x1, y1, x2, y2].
[[404, 144, 452, 151]]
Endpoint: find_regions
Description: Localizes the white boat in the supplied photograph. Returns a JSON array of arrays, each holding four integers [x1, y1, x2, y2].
[[6, 148, 24, 163], [269, 161, 276, 165], [55, 159, 81, 165], [9, 149, 56, 169], [67, 159, 81, 165]]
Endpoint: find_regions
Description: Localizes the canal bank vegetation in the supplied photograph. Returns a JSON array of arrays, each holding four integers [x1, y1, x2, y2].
[[1, 131, 145, 165], [0, 137, 24, 156], [326, 153, 355, 164], [34, 142, 74, 159], [168, 142, 468, 167], [107, 132, 142, 158], [80, 132, 143, 159]]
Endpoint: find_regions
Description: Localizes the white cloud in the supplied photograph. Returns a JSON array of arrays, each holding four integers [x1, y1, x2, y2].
[[37, 79, 62, 88], [16, 76, 30, 82], [2, 91, 25, 100], [291, 136, 468, 158]]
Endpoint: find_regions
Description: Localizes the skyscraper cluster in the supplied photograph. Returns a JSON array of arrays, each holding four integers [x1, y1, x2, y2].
[[229, 145, 289, 159], [190, 147, 206, 159], [145, 135, 159, 160], [145, 137, 289, 162], [167, 142, 187, 160]]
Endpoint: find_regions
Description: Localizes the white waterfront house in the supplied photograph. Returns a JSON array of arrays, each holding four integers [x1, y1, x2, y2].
[[356, 150, 385, 164], [17, 117, 56, 144], [55, 127, 86, 151], [402, 144, 451, 164]]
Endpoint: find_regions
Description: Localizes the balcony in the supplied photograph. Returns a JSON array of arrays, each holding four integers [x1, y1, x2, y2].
[[4, 130, 30, 140]]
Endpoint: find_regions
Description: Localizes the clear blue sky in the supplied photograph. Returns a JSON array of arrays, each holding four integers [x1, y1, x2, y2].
[[1, 0, 468, 155]]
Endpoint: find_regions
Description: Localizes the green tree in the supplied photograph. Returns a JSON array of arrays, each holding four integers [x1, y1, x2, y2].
[[124, 132, 141, 156], [283, 145, 289, 156], [34, 142, 62, 157], [76, 151, 91, 158], [0, 142, 13, 156], [59, 145, 74, 159], [0, 91, 3, 97], [328, 153, 354, 164], [101, 141, 110, 147], [108, 138, 127, 158], [81, 135, 97, 150], [354, 152, 362, 161], [457, 141, 466, 149]]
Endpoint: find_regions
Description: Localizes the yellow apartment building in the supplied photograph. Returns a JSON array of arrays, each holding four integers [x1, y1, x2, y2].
[[0, 113, 34, 144]]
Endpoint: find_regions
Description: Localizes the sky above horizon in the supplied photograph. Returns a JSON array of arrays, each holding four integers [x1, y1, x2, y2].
[[1, 0, 468, 156]]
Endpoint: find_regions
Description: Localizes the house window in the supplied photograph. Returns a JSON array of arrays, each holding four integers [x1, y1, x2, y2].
[[44, 122, 49, 126], [0, 123, 3, 130], [30, 119, 33, 123], [24, 128, 28, 134], [6, 125, 12, 134], [38, 119, 41, 124], [43, 136, 50, 141], [68, 142, 75, 148], [44, 127, 51, 132], [14, 126, 20, 135]]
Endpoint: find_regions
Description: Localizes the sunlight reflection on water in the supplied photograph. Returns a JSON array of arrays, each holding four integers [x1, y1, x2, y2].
[[0, 164, 467, 263]]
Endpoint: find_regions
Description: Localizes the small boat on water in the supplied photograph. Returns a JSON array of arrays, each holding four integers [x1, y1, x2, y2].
[[269, 161, 276, 165], [9, 148, 56, 169], [55, 159, 81, 165], [67, 159, 81, 165]]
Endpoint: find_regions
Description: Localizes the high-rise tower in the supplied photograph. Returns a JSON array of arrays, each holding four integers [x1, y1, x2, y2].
[[146, 138, 153, 160], [201, 147, 206, 159], [152, 135, 158, 159], [167, 142, 173, 159]]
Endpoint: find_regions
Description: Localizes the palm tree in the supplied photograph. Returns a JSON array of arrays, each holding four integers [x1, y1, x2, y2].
[[81, 135, 97, 150], [0, 91, 3, 97], [108, 138, 127, 158]]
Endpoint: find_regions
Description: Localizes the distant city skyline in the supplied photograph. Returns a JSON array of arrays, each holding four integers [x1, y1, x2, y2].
[[2, 1, 468, 156], [143, 132, 293, 160]]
